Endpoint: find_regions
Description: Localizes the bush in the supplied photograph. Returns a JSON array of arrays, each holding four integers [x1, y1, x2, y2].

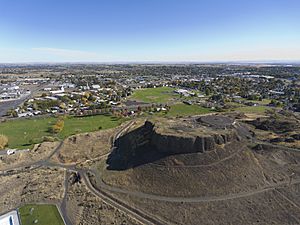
[[51, 118, 65, 134], [0, 134, 8, 149], [43, 136, 56, 142]]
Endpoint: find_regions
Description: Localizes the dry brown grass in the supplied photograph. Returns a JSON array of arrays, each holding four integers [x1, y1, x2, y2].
[[0, 134, 8, 149], [54, 128, 116, 164]]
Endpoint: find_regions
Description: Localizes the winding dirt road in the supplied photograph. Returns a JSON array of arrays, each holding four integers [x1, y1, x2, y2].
[[1, 120, 300, 225]]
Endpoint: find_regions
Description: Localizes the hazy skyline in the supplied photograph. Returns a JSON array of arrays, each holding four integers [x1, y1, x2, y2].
[[1, 0, 300, 63]]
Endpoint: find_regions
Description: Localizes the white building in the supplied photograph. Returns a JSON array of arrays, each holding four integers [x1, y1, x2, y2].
[[50, 86, 65, 95], [175, 89, 192, 97], [92, 84, 100, 89], [0, 210, 20, 225]]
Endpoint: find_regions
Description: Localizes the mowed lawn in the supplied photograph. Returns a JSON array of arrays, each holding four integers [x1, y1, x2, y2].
[[130, 86, 177, 103], [241, 98, 272, 105], [58, 115, 124, 138], [234, 106, 270, 114], [19, 204, 64, 225], [0, 117, 56, 149], [0, 115, 124, 149], [166, 103, 213, 117]]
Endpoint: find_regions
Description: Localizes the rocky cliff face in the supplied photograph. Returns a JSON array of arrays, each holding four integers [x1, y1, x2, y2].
[[116, 121, 238, 154], [112, 120, 240, 168], [150, 125, 239, 154]]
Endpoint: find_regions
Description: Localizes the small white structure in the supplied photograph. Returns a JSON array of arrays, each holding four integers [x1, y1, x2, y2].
[[92, 84, 100, 89], [174, 89, 194, 97], [7, 149, 15, 155], [18, 112, 33, 118], [50, 86, 65, 95], [0, 210, 20, 225]]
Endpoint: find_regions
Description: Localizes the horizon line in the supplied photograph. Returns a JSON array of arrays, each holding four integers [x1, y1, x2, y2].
[[1, 59, 300, 65]]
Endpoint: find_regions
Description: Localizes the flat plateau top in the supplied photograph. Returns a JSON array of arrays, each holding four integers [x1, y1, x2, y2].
[[198, 115, 235, 129], [151, 115, 234, 137]]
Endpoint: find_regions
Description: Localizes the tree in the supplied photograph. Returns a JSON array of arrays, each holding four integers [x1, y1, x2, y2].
[[0, 135, 8, 149], [51, 118, 65, 134], [7, 109, 17, 117], [205, 88, 211, 96]]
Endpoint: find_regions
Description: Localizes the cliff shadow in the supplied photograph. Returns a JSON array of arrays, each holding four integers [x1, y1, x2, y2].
[[106, 122, 169, 170], [106, 144, 168, 171], [106, 120, 240, 171]]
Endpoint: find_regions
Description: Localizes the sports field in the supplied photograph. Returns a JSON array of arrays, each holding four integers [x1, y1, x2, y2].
[[166, 103, 213, 117], [234, 106, 270, 114], [19, 204, 64, 225], [130, 86, 178, 103]]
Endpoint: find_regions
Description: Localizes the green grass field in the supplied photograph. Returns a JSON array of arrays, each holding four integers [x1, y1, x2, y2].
[[0, 115, 124, 149], [130, 86, 177, 103], [166, 103, 213, 117], [58, 115, 124, 138], [241, 98, 272, 105], [0, 117, 56, 149], [19, 204, 64, 225], [234, 106, 270, 114]]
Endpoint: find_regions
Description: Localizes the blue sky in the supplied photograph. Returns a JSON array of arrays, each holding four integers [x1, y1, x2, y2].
[[0, 0, 300, 62]]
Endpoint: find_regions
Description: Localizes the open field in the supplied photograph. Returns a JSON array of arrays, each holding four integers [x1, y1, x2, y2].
[[166, 103, 213, 117], [0, 115, 124, 149], [0, 117, 56, 149], [241, 98, 272, 105], [19, 204, 64, 225], [58, 115, 124, 139], [129, 86, 177, 103], [234, 106, 270, 114]]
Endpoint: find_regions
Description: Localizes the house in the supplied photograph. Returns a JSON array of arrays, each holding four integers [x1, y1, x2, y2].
[[92, 84, 100, 89]]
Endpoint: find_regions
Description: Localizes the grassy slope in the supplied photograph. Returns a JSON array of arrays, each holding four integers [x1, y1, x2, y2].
[[130, 87, 177, 103], [0, 115, 124, 149], [19, 204, 64, 225]]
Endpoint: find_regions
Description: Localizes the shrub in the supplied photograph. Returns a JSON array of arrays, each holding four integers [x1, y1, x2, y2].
[[43, 136, 56, 142], [51, 118, 65, 134], [0, 134, 8, 149]]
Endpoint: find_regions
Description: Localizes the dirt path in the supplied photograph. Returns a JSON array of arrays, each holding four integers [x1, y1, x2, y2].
[[1, 120, 300, 225]]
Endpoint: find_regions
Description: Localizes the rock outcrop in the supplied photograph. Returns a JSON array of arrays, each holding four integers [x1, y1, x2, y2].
[[117, 120, 239, 154], [109, 119, 241, 169]]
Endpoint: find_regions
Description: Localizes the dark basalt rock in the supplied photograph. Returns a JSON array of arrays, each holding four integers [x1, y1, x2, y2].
[[291, 134, 300, 140], [108, 120, 240, 170]]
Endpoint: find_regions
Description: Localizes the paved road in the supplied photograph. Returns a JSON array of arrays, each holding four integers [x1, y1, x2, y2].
[[0, 84, 45, 117], [0, 149, 29, 156], [0, 96, 29, 117], [60, 170, 73, 225]]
